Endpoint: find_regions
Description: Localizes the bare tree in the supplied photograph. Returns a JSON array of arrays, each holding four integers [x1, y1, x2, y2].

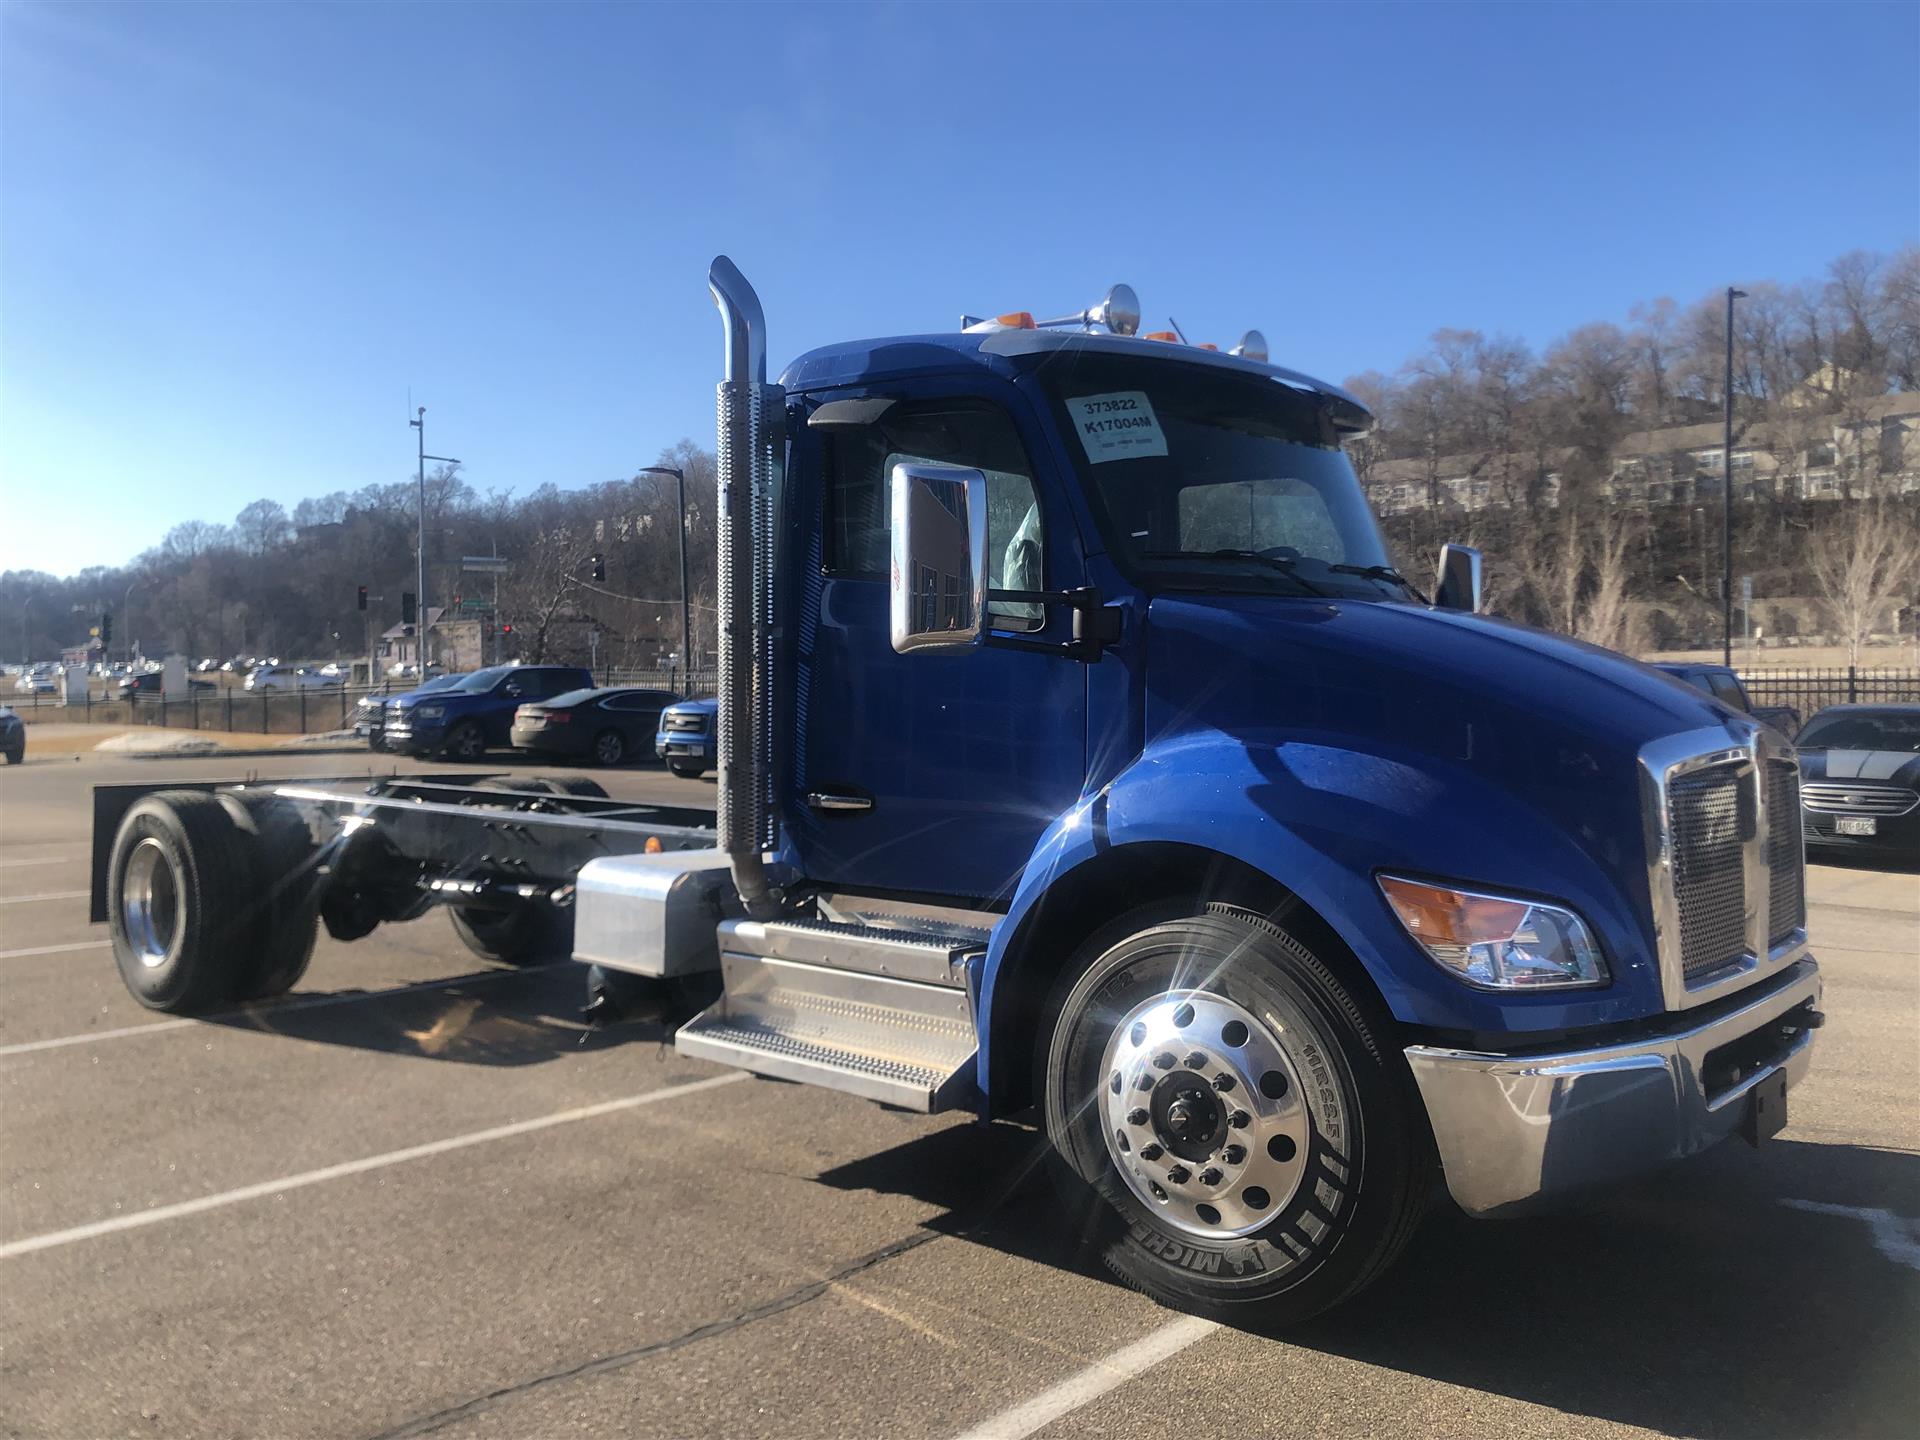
[[1806, 500, 1920, 665]]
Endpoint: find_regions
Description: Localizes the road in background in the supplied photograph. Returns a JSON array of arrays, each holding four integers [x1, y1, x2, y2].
[[1, 749, 1914, 1439]]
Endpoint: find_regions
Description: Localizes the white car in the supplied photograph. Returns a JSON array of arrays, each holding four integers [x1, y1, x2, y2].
[[245, 665, 338, 693], [13, 673, 55, 695]]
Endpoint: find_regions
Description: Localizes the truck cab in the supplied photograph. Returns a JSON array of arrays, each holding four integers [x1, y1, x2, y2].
[[92, 260, 1822, 1328]]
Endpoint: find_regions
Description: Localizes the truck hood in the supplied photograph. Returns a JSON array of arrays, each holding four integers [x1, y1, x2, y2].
[[1145, 595, 1728, 760]]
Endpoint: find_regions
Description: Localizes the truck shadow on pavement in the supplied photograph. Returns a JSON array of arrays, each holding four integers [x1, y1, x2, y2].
[[820, 1126, 1920, 1438], [199, 963, 656, 1067]]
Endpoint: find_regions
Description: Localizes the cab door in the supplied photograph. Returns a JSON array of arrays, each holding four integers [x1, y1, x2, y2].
[[787, 383, 1087, 903]]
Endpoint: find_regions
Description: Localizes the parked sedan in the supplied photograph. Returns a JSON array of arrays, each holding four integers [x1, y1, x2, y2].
[[511, 686, 682, 767], [0, 706, 22, 765], [117, 672, 215, 696], [654, 698, 718, 778], [246, 665, 337, 692], [1796, 703, 1920, 865]]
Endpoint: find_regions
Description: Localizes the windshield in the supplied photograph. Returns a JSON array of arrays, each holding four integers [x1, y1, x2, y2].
[[447, 665, 515, 694], [1798, 711, 1920, 752], [1029, 354, 1402, 600]]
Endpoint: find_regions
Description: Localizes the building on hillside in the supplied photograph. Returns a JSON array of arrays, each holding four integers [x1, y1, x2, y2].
[[1363, 391, 1920, 516], [378, 607, 482, 673]]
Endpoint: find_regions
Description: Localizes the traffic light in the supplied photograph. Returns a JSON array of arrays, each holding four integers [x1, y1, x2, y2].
[[401, 591, 417, 625], [500, 622, 513, 635], [589, 553, 605, 582], [100, 612, 113, 645], [357, 585, 368, 611]]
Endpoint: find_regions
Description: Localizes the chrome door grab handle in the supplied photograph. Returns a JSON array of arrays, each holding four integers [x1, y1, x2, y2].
[[807, 791, 872, 812]]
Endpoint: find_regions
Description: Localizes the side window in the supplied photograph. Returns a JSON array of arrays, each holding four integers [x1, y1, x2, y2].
[[823, 398, 1045, 632], [1707, 674, 1750, 711]]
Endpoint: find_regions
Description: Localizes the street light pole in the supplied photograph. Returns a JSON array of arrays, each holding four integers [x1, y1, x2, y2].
[[637, 465, 690, 685], [409, 406, 460, 669], [1722, 286, 1747, 668]]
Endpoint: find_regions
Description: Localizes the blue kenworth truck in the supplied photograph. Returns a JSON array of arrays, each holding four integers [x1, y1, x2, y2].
[[92, 260, 1821, 1324]]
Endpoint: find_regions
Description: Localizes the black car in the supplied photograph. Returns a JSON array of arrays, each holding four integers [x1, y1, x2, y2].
[[0, 706, 22, 765], [117, 671, 215, 696], [510, 686, 682, 767], [1796, 703, 1920, 864]]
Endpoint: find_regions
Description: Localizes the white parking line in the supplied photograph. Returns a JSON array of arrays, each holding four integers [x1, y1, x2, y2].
[[0, 890, 89, 905], [0, 963, 561, 1057], [1782, 1199, 1920, 1272], [949, 1314, 1219, 1440], [0, 939, 110, 961], [0, 1072, 749, 1260]]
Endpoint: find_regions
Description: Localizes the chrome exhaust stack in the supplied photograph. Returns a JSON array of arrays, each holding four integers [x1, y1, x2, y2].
[[708, 256, 778, 918]]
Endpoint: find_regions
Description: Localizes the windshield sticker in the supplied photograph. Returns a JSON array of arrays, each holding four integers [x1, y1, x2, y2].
[[1066, 392, 1168, 463]]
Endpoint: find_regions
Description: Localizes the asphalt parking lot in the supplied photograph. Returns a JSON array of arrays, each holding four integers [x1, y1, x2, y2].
[[1, 746, 1916, 1439]]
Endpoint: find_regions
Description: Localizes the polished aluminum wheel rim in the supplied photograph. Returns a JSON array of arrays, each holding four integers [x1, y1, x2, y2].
[[1099, 988, 1311, 1239], [121, 837, 181, 968]]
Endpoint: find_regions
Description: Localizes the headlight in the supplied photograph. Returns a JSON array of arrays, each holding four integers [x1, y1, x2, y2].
[[1379, 876, 1608, 990], [414, 704, 446, 721]]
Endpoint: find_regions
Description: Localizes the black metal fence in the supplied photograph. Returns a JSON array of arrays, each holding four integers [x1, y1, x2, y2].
[[1738, 667, 1920, 717], [7, 667, 720, 736]]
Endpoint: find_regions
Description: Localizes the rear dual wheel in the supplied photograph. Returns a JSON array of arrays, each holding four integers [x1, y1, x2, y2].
[[1040, 904, 1431, 1326], [107, 791, 319, 1014]]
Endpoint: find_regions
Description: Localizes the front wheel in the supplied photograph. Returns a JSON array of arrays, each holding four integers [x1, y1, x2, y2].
[[666, 758, 706, 779], [442, 721, 487, 762], [1041, 904, 1430, 1325]]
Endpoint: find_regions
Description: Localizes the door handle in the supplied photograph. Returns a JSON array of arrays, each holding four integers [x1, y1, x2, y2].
[[807, 790, 873, 813]]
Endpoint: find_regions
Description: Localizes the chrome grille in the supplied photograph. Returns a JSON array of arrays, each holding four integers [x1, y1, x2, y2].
[[1766, 762, 1805, 945], [663, 713, 708, 734], [1669, 766, 1749, 982], [1800, 782, 1917, 816]]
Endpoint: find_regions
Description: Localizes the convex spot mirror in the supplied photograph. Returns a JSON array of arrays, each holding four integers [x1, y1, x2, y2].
[[889, 462, 988, 655]]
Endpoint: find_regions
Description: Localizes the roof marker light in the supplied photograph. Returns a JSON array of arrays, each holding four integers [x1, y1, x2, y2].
[[1143, 330, 1181, 344], [1231, 329, 1269, 363], [961, 311, 1037, 334]]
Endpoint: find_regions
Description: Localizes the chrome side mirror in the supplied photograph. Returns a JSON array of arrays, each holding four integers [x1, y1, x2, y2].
[[1434, 543, 1484, 613], [889, 462, 988, 655]]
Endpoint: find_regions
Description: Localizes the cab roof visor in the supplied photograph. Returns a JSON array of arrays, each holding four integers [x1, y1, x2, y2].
[[808, 396, 898, 429]]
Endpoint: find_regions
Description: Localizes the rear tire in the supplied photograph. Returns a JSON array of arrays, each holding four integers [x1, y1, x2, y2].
[[448, 903, 569, 966], [217, 795, 320, 1000], [107, 792, 257, 1013], [1039, 903, 1431, 1326]]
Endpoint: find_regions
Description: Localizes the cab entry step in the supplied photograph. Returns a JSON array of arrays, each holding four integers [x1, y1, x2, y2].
[[673, 917, 987, 1112]]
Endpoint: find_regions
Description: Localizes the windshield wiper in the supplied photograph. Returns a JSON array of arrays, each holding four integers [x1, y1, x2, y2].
[[1328, 563, 1428, 602], [1139, 550, 1333, 598]]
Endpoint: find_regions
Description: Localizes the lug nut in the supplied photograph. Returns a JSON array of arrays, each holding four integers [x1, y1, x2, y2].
[[1166, 1165, 1191, 1185], [1199, 1167, 1223, 1186], [1212, 1073, 1237, 1092], [1153, 1051, 1176, 1070], [1229, 1110, 1251, 1129], [1139, 1142, 1163, 1161], [1127, 1108, 1149, 1126], [1183, 1051, 1207, 1069], [1222, 1144, 1247, 1165]]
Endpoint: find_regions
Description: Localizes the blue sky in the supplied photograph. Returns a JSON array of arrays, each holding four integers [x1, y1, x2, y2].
[[3, 0, 1915, 575]]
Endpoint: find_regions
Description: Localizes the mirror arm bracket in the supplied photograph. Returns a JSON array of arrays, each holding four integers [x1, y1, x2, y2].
[[984, 586, 1122, 661]]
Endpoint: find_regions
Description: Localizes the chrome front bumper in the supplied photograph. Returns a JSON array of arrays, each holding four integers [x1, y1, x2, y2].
[[1406, 958, 1821, 1217]]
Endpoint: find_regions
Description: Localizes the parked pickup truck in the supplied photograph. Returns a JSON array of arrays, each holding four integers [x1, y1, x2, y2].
[[89, 261, 1820, 1327], [1652, 662, 1800, 737], [384, 663, 593, 760], [655, 698, 718, 778]]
